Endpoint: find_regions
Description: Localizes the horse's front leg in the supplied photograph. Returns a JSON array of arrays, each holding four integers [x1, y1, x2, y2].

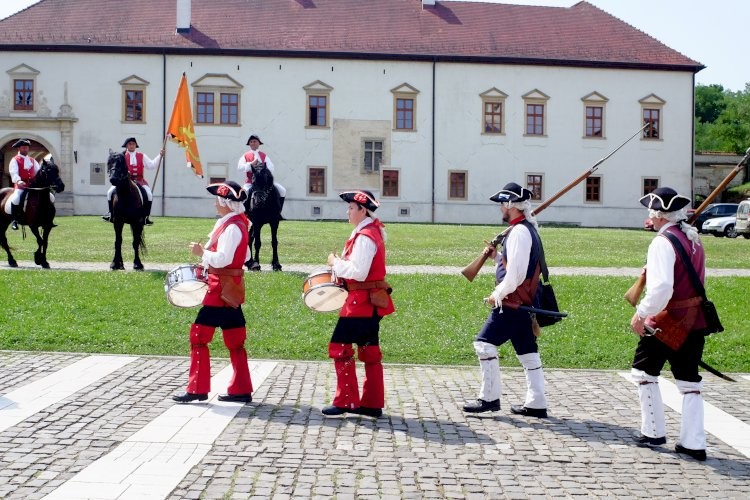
[[0, 222, 16, 267], [249, 225, 261, 271], [132, 223, 144, 271], [270, 220, 282, 271], [111, 222, 125, 270], [29, 226, 49, 268], [39, 225, 53, 269]]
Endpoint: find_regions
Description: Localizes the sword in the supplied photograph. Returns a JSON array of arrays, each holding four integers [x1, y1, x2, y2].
[[489, 300, 568, 318], [644, 326, 736, 382]]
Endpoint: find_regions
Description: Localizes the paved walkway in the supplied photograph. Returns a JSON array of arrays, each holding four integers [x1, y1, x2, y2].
[[1, 352, 749, 499], [5, 260, 750, 277]]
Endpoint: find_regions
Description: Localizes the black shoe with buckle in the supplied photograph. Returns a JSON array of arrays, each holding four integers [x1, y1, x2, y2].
[[354, 406, 383, 418], [634, 433, 667, 447], [172, 392, 208, 403], [217, 393, 252, 403], [463, 399, 500, 413], [510, 405, 548, 418], [321, 405, 348, 416], [675, 443, 706, 461]]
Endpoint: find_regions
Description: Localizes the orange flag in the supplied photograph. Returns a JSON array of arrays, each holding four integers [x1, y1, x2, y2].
[[167, 73, 203, 177]]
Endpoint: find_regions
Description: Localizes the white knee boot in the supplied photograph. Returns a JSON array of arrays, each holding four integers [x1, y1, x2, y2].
[[631, 368, 666, 439], [517, 352, 547, 410], [474, 341, 501, 402], [676, 379, 705, 451]]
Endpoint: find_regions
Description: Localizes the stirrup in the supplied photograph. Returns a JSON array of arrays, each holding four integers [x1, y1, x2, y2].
[[11, 220, 19, 230]]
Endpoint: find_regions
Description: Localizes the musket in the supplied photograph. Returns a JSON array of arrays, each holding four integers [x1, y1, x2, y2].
[[643, 326, 736, 382], [624, 146, 750, 306], [462, 123, 649, 281]]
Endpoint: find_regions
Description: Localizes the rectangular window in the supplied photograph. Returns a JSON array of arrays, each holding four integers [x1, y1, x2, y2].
[[585, 176, 601, 202], [196, 92, 215, 124], [308, 167, 326, 195], [396, 98, 414, 130], [220, 93, 238, 125], [526, 104, 544, 135], [363, 140, 383, 172], [585, 106, 603, 137], [308, 95, 327, 127], [643, 178, 659, 196], [14, 79, 34, 110], [382, 169, 399, 197], [643, 109, 660, 139], [449, 171, 467, 200], [125, 89, 144, 122], [526, 174, 543, 201], [484, 101, 502, 134]]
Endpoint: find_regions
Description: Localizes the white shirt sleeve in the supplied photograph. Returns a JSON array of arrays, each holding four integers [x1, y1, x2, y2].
[[636, 229, 676, 318], [9, 157, 21, 183], [264, 155, 275, 174], [238, 153, 252, 173], [491, 225, 532, 304], [332, 233, 377, 281], [201, 223, 244, 269], [142, 153, 161, 170]]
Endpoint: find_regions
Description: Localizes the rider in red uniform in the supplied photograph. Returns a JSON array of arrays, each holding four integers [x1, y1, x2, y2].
[[6, 138, 41, 230]]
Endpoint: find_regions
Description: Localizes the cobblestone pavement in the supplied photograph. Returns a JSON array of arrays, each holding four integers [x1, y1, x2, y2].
[[1, 352, 748, 499]]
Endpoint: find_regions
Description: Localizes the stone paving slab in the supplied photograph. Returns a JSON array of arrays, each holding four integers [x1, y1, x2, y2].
[[0, 352, 748, 499]]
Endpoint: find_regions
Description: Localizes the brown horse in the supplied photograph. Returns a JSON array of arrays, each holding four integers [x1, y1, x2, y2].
[[107, 151, 148, 270], [0, 156, 65, 268]]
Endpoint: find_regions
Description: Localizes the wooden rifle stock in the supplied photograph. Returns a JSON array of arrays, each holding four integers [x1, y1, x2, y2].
[[623, 146, 750, 307], [461, 123, 649, 282]]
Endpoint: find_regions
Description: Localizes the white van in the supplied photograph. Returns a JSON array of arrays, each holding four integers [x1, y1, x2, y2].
[[736, 199, 750, 239]]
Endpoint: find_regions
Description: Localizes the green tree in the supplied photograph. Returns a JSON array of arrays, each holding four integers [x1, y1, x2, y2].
[[695, 83, 750, 153], [695, 83, 726, 123]]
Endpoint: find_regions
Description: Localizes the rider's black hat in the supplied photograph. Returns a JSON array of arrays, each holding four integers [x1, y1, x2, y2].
[[246, 134, 263, 146], [121, 137, 139, 148], [12, 138, 31, 148]]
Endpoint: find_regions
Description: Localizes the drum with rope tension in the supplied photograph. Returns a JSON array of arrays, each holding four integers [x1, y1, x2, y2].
[[302, 270, 347, 312]]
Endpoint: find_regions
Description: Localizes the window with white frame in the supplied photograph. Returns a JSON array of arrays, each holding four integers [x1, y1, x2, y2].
[[363, 139, 384, 173]]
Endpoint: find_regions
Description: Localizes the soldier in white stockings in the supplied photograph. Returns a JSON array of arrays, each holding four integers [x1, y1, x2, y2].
[[630, 187, 708, 461], [463, 182, 548, 418]]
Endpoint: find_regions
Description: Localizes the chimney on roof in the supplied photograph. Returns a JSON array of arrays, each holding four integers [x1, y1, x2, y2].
[[422, 0, 436, 6], [176, 0, 191, 34]]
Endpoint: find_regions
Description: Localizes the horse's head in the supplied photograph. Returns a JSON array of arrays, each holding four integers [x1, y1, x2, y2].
[[251, 161, 274, 189], [33, 155, 65, 193], [107, 150, 129, 186]]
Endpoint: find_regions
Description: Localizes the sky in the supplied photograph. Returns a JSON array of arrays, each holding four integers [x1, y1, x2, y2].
[[0, 0, 746, 92]]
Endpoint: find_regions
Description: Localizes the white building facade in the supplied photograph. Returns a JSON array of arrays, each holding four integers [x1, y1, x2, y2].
[[0, 0, 702, 227]]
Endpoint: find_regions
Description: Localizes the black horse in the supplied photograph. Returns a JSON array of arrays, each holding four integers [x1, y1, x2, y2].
[[244, 161, 282, 271], [107, 151, 147, 270], [0, 156, 65, 268]]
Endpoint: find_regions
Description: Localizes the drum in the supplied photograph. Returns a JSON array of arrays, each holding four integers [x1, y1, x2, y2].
[[165, 265, 208, 308], [302, 270, 347, 313]]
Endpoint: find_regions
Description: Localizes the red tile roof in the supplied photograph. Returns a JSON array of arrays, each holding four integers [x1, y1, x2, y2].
[[0, 0, 702, 71]]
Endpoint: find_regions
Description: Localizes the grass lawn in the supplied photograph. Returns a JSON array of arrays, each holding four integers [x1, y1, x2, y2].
[[1, 270, 747, 372]]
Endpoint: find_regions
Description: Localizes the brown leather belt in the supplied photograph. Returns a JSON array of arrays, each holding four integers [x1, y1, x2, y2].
[[346, 280, 390, 291], [207, 266, 244, 277]]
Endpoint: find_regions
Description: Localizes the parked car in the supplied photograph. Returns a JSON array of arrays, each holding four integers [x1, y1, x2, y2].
[[702, 215, 738, 238], [735, 199, 750, 239], [692, 203, 739, 232]]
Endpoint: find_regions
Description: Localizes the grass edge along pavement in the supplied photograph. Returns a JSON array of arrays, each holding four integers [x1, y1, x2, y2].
[[1, 270, 747, 372]]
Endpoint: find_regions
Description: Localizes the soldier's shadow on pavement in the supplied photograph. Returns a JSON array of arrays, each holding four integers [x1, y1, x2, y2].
[[510, 415, 750, 477], [242, 402, 497, 446]]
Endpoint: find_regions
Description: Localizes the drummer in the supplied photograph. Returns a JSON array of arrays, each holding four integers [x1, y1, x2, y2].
[[322, 190, 395, 418], [172, 180, 254, 404]]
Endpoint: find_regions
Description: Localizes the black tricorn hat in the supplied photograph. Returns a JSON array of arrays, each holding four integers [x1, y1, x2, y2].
[[639, 187, 690, 212], [121, 137, 139, 148], [12, 138, 31, 148], [206, 180, 247, 202], [489, 182, 532, 203], [339, 190, 379, 212], [246, 134, 263, 146]]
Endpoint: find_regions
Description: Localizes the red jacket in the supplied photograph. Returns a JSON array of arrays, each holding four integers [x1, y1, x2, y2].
[[124, 152, 149, 186], [243, 150, 266, 184], [340, 222, 395, 318], [202, 214, 249, 307]]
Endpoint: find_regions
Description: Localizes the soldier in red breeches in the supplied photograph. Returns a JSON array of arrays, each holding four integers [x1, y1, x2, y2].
[[172, 181, 254, 404], [321, 190, 395, 418]]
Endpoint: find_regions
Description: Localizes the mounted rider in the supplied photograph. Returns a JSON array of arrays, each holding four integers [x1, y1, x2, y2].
[[102, 137, 163, 225], [237, 134, 286, 214], [6, 138, 42, 230]]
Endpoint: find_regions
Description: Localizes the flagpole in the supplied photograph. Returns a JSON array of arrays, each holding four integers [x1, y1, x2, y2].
[[150, 134, 169, 192]]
